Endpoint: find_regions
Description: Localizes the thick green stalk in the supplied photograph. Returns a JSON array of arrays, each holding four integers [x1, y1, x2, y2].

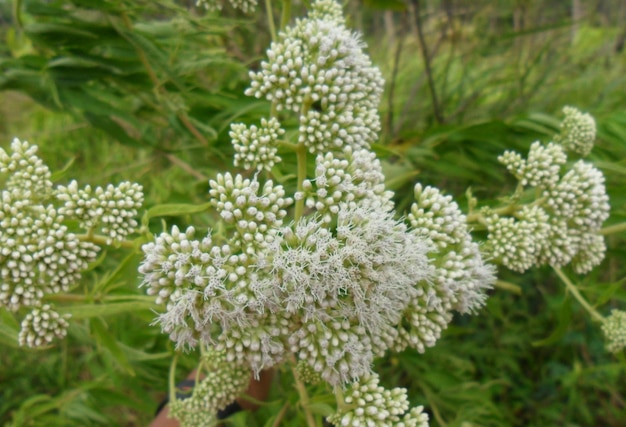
[[265, 0, 277, 41], [280, 0, 292, 31], [77, 234, 136, 249], [169, 353, 179, 403], [289, 356, 317, 427], [553, 266, 603, 322], [600, 221, 626, 236]]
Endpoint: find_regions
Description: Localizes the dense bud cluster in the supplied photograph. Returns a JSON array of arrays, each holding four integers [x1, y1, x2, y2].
[[601, 310, 626, 353], [395, 184, 495, 353], [208, 173, 293, 253], [169, 351, 249, 427], [245, 0, 384, 155], [554, 105, 596, 157], [299, 147, 394, 222], [195, 0, 257, 13], [327, 374, 429, 427], [1, 138, 143, 347], [0, 140, 99, 312], [487, 108, 609, 273], [18, 304, 71, 348], [57, 180, 143, 244], [230, 117, 284, 171]]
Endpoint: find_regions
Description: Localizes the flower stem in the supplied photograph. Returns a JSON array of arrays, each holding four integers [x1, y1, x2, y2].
[[77, 234, 136, 249], [553, 266, 603, 322], [600, 221, 626, 236], [494, 280, 522, 295], [169, 353, 179, 403], [280, 0, 292, 30], [289, 355, 317, 427], [465, 204, 517, 224], [294, 142, 307, 221], [265, 0, 277, 41]]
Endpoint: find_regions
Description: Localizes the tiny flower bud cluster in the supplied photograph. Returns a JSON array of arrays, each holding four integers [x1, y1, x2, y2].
[[487, 110, 609, 273], [1, 138, 143, 348], [601, 310, 626, 353], [18, 304, 71, 348], [57, 180, 143, 244], [327, 374, 429, 427], [195, 0, 257, 13], [395, 184, 495, 353], [554, 106, 596, 157], [0, 141, 100, 313], [499, 142, 566, 189], [299, 147, 394, 222], [230, 117, 284, 171], [208, 173, 293, 254], [0, 138, 53, 200], [245, 1, 384, 155], [169, 352, 249, 427]]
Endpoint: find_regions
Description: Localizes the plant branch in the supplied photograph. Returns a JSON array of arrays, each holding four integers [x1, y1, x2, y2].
[[265, 0, 277, 41], [76, 234, 136, 249], [162, 152, 209, 181], [409, 0, 444, 124], [553, 266, 603, 322], [281, 0, 292, 31], [117, 12, 209, 147]]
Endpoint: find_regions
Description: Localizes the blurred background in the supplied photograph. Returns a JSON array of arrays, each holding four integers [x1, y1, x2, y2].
[[1, 0, 625, 425]]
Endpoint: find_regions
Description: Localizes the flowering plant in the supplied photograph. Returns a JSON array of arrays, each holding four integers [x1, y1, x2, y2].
[[1, 0, 623, 426]]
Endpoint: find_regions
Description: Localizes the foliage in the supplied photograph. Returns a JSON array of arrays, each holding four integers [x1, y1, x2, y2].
[[1, 0, 625, 426]]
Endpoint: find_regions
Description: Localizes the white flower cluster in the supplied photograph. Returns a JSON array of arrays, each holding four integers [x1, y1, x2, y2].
[[488, 110, 609, 273], [395, 184, 495, 353], [208, 173, 293, 253], [18, 303, 71, 348], [57, 180, 143, 244], [195, 0, 257, 13], [1, 138, 143, 348], [601, 310, 626, 353], [0, 140, 99, 313], [169, 352, 249, 427], [268, 204, 433, 384], [230, 117, 284, 171], [139, 0, 494, 398], [554, 106, 596, 157], [299, 147, 394, 222], [498, 142, 566, 189], [327, 374, 429, 427], [245, 0, 384, 155]]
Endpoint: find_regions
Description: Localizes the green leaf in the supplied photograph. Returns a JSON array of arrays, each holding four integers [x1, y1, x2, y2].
[[532, 296, 572, 347], [91, 317, 134, 375], [0, 309, 20, 348], [145, 201, 213, 220]]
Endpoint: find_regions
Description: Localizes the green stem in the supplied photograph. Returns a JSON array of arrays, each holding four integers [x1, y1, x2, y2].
[[280, 0, 292, 31], [494, 280, 522, 295], [77, 234, 136, 249], [45, 294, 155, 303], [553, 266, 603, 322], [169, 353, 179, 403], [271, 401, 290, 427], [265, 0, 277, 41], [294, 142, 307, 221], [600, 221, 626, 236], [465, 204, 517, 224], [289, 356, 317, 427]]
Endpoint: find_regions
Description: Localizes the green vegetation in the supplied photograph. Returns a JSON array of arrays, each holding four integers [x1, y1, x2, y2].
[[1, 0, 625, 426]]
